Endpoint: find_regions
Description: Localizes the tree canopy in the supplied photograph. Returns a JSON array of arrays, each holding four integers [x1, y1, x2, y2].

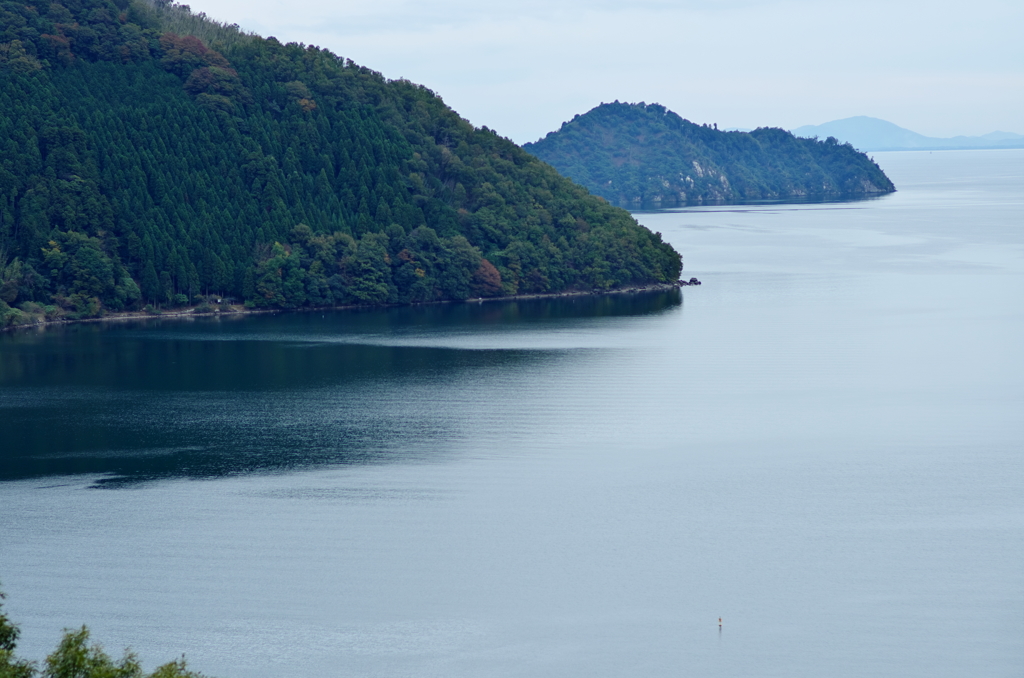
[[0, 584, 205, 678], [523, 102, 896, 208]]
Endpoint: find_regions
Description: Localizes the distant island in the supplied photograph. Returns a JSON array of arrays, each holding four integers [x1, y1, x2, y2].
[[791, 116, 1024, 152], [523, 102, 895, 209], [0, 0, 682, 329]]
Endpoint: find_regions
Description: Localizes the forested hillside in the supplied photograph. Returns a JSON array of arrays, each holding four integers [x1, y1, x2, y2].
[[0, 1, 681, 326], [524, 102, 895, 208]]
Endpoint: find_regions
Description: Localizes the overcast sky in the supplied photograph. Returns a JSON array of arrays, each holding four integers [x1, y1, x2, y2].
[[189, 0, 1022, 145]]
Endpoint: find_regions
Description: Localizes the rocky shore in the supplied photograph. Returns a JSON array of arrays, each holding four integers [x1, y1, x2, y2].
[[1, 279, 701, 333]]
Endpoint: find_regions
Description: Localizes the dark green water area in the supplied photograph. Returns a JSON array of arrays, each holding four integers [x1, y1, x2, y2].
[[0, 291, 679, 484]]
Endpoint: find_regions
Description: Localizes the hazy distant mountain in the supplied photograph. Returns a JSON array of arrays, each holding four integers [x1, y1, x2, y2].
[[791, 117, 1024, 152]]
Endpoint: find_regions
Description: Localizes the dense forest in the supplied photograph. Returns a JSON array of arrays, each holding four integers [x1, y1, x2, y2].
[[0, 0, 682, 326], [524, 102, 896, 208]]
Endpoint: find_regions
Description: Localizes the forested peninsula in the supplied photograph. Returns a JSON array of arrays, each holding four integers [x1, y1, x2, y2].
[[524, 102, 896, 208], [0, 1, 682, 328]]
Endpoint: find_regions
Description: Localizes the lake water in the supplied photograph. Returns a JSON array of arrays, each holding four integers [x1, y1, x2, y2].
[[1, 149, 1022, 677]]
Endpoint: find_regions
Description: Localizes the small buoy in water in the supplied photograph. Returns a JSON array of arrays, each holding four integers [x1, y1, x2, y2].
[[718, 617, 722, 628]]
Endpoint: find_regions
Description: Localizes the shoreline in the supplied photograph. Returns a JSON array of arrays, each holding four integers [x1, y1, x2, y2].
[[1, 280, 696, 334]]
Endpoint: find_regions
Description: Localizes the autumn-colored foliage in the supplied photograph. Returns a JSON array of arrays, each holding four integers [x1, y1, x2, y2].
[[158, 32, 230, 75], [472, 259, 503, 297]]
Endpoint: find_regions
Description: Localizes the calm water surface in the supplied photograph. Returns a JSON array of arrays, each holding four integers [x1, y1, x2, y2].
[[1, 149, 1022, 677]]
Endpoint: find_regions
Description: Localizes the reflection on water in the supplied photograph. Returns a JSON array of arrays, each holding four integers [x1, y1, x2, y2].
[[627, 191, 890, 212], [0, 290, 680, 485]]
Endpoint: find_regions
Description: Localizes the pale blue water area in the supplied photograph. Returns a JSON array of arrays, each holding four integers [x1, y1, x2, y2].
[[1, 149, 1022, 677]]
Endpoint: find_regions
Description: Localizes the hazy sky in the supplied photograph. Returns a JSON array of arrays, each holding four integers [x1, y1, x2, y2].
[[189, 0, 1022, 144]]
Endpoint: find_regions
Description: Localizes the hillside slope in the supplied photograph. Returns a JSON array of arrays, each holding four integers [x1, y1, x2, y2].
[[0, 0, 681, 325], [524, 102, 895, 208]]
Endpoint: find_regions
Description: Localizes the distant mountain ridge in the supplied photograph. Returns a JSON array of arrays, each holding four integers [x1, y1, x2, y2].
[[525, 102, 894, 208], [791, 116, 1024, 152]]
